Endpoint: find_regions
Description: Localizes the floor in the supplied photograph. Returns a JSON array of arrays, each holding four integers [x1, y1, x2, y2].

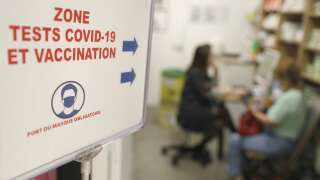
[[132, 108, 229, 180]]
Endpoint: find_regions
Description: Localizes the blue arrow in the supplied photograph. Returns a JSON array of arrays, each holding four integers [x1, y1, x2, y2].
[[122, 38, 138, 55], [121, 68, 136, 85]]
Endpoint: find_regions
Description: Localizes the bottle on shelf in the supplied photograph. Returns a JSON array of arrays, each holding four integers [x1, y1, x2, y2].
[[263, 0, 282, 11], [305, 54, 320, 82], [281, 0, 305, 13], [281, 21, 303, 43], [314, 0, 320, 16], [308, 29, 320, 50], [262, 14, 281, 30]]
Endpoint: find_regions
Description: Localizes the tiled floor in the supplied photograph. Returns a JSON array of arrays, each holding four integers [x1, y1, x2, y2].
[[132, 108, 229, 180]]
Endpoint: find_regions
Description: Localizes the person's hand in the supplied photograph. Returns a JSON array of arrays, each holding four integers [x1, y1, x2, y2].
[[252, 96, 273, 109], [234, 88, 248, 97], [248, 102, 257, 113], [223, 87, 240, 101], [261, 96, 273, 108], [248, 97, 262, 113], [223, 87, 248, 101], [248, 101, 274, 126]]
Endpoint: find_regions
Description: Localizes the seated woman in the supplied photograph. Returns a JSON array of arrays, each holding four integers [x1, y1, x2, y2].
[[227, 59, 307, 180], [177, 44, 236, 154]]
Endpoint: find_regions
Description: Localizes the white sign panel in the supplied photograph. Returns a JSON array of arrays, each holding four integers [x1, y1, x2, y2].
[[0, 0, 153, 179]]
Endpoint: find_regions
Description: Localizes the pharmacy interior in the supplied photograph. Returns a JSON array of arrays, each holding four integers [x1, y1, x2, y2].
[[155, 0, 320, 179]]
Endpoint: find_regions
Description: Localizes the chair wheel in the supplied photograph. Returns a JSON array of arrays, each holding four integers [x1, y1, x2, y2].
[[199, 158, 212, 167], [161, 147, 168, 155], [192, 148, 212, 167], [218, 154, 225, 161], [171, 156, 180, 167]]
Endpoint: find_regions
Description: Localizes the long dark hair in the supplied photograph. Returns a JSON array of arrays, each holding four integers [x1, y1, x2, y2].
[[188, 44, 211, 73]]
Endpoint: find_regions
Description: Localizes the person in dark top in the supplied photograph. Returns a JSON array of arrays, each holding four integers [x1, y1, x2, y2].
[[178, 44, 235, 134], [162, 44, 243, 165]]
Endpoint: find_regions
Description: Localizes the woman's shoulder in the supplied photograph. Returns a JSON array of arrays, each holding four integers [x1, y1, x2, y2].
[[280, 89, 304, 102], [188, 68, 206, 77]]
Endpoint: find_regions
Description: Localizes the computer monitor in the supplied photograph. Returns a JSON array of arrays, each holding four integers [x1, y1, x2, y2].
[[255, 49, 281, 83], [252, 49, 281, 97]]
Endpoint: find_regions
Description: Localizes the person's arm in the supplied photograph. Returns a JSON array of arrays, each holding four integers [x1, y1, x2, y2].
[[223, 87, 249, 102], [190, 70, 222, 102], [190, 69, 247, 103], [250, 96, 288, 126], [250, 109, 275, 126]]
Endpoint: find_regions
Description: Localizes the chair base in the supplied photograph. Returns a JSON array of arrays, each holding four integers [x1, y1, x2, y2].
[[161, 144, 212, 167]]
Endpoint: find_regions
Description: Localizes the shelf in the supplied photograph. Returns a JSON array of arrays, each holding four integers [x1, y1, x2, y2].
[[263, 8, 280, 13], [310, 14, 320, 18], [262, 45, 277, 50], [262, 43, 277, 49], [281, 11, 304, 16], [303, 75, 320, 88], [257, 0, 320, 93], [306, 46, 320, 53], [279, 38, 301, 45], [262, 26, 278, 32]]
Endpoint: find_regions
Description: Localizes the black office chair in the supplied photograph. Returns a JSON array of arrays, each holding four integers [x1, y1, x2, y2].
[[161, 104, 235, 167]]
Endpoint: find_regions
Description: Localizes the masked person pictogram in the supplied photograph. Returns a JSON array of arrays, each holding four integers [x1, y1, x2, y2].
[[58, 83, 80, 119]]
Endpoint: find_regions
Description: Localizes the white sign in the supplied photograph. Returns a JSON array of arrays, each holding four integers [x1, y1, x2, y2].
[[0, 0, 153, 179]]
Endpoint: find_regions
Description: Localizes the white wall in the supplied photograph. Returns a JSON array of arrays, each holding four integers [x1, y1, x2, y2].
[[148, 0, 261, 106]]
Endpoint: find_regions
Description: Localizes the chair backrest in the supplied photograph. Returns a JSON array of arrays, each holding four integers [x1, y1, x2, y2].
[[287, 98, 320, 168]]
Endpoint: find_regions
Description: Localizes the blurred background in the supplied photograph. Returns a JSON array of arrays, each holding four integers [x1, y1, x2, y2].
[[36, 0, 320, 180]]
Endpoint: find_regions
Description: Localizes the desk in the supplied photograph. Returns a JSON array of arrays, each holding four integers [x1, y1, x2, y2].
[[216, 56, 257, 66], [215, 56, 256, 127]]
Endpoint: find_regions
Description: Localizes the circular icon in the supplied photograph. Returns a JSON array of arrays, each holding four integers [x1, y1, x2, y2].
[[51, 81, 85, 119]]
